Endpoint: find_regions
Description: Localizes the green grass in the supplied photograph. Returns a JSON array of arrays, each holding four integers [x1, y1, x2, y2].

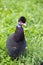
[[0, 0, 43, 65]]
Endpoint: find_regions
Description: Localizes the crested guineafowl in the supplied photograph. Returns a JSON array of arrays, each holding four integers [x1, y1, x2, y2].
[[6, 16, 26, 59]]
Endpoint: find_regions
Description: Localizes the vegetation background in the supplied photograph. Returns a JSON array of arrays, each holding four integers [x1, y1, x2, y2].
[[0, 0, 43, 65]]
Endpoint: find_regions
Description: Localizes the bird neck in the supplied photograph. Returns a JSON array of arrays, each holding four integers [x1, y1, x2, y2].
[[17, 22, 22, 28]]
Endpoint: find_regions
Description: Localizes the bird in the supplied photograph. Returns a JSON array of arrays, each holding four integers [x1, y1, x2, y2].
[[6, 16, 26, 60]]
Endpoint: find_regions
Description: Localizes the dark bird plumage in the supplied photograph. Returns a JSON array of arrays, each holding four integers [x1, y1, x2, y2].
[[6, 22, 26, 60], [6, 16, 26, 59]]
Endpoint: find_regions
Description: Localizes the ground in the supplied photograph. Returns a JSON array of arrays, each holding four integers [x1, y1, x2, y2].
[[0, 0, 43, 65]]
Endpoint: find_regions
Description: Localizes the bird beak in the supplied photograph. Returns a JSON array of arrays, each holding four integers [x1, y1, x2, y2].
[[23, 23, 26, 26]]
